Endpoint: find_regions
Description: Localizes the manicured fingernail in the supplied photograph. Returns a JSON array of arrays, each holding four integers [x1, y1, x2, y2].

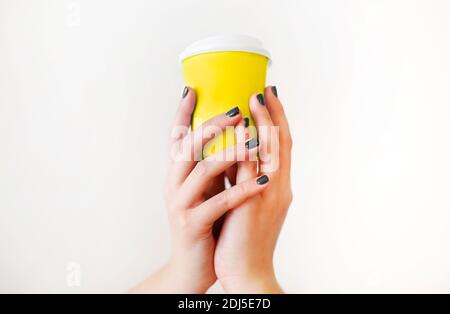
[[256, 175, 269, 185], [182, 87, 189, 98], [271, 86, 278, 98], [226, 106, 240, 118], [257, 94, 265, 106], [243, 117, 250, 128], [245, 138, 259, 150]]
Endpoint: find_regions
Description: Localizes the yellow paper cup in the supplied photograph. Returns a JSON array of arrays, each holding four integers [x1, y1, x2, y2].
[[180, 35, 271, 157]]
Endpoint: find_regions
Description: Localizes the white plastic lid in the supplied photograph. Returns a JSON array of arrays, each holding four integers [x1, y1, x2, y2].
[[179, 35, 271, 63]]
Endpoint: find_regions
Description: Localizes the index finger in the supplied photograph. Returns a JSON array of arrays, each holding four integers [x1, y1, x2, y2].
[[169, 87, 196, 145], [264, 86, 292, 175]]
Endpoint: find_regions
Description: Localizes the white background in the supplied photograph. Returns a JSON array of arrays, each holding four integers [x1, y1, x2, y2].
[[1, 0, 450, 293]]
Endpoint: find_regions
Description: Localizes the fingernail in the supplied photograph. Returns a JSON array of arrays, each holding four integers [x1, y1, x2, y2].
[[243, 117, 250, 128], [271, 86, 278, 98], [257, 94, 265, 106], [245, 138, 259, 150], [256, 175, 269, 185], [182, 87, 189, 98], [226, 106, 240, 118]]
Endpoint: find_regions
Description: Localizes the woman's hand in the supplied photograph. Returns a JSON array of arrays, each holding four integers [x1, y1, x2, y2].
[[131, 88, 270, 293], [215, 86, 293, 294]]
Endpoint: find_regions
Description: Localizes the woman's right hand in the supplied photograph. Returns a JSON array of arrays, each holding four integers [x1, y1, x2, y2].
[[214, 87, 293, 294], [131, 87, 270, 293]]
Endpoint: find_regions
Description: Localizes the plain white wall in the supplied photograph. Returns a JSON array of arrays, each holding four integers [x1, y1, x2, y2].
[[1, 0, 450, 293]]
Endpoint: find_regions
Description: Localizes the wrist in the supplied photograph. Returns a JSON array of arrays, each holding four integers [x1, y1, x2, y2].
[[219, 270, 283, 294], [166, 259, 215, 294]]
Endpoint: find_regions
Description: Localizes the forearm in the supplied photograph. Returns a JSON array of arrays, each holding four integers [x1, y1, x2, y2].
[[129, 264, 175, 294], [129, 262, 210, 294]]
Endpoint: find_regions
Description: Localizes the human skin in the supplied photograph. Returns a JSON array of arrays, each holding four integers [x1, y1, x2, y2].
[[130, 86, 292, 294], [215, 87, 293, 293]]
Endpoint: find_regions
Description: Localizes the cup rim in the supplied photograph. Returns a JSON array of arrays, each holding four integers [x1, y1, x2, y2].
[[179, 35, 271, 63]]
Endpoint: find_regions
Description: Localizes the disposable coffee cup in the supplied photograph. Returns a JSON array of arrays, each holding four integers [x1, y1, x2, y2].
[[180, 35, 271, 157]]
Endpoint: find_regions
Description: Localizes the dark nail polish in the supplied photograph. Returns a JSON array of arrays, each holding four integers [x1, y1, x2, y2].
[[182, 87, 189, 98], [256, 175, 269, 185], [271, 86, 278, 98], [245, 138, 259, 150], [226, 106, 240, 118], [244, 117, 250, 128], [257, 94, 265, 106]]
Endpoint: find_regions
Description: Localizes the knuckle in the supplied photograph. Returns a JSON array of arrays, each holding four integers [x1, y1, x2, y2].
[[287, 190, 293, 204], [171, 126, 187, 142], [215, 192, 231, 209], [286, 135, 293, 151], [283, 189, 294, 209], [203, 127, 217, 142], [176, 212, 191, 230], [234, 183, 247, 197], [202, 121, 222, 139], [169, 194, 187, 212], [193, 161, 209, 177]]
